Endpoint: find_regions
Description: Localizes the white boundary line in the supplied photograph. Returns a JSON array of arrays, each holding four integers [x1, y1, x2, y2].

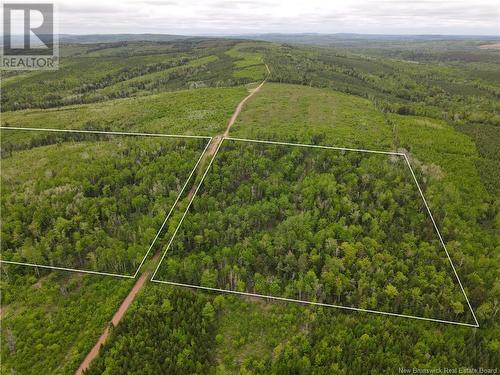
[[151, 138, 226, 280], [132, 139, 212, 278], [0, 126, 212, 278], [226, 136, 405, 156], [0, 260, 134, 279], [153, 280, 478, 328], [0, 126, 211, 140], [402, 154, 480, 327], [151, 137, 479, 328]]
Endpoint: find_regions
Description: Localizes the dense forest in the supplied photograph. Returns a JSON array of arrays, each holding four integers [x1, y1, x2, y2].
[[84, 287, 216, 374], [155, 140, 475, 324], [264, 43, 499, 127], [76, 285, 498, 374], [0, 268, 134, 374], [259, 42, 500, 196], [1, 130, 208, 274], [1, 40, 266, 111], [1, 37, 498, 374]]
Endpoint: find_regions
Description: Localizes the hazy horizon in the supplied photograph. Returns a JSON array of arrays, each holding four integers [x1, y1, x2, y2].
[[6, 0, 496, 36], [56, 32, 499, 37]]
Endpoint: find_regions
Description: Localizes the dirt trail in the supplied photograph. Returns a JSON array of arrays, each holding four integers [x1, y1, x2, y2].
[[187, 63, 270, 199], [75, 251, 161, 375], [75, 64, 269, 375], [224, 64, 269, 137], [75, 267, 153, 375]]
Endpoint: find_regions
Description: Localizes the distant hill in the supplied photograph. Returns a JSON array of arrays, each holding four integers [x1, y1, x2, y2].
[[57, 33, 500, 46], [58, 34, 195, 44], [233, 33, 500, 48]]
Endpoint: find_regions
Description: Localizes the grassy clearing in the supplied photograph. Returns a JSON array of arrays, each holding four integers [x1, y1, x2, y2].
[[231, 83, 393, 150], [1, 86, 247, 136], [214, 296, 310, 373], [225, 43, 267, 81]]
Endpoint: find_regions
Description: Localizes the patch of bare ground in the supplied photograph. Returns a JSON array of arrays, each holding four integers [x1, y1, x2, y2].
[[479, 42, 500, 50]]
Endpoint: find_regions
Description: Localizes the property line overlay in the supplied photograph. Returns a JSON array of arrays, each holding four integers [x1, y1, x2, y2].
[[132, 139, 212, 278], [0, 126, 212, 140], [402, 154, 479, 327], [151, 138, 226, 281], [0, 127, 212, 279], [151, 137, 479, 328], [226, 137, 405, 156]]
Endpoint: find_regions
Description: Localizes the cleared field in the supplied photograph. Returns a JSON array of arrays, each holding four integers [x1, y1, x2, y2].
[[225, 43, 268, 80], [231, 83, 394, 150], [1, 86, 248, 136], [479, 42, 500, 49]]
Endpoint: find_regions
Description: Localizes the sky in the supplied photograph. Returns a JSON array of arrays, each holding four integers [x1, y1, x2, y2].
[[9, 0, 500, 35]]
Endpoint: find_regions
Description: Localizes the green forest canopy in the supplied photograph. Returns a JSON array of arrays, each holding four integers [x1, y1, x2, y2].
[[1, 38, 498, 373], [1, 129, 209, 275], [154, 140, 476, 325]]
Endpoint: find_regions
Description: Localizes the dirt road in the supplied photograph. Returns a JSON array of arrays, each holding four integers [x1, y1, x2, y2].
[[224, 64, 269, 137], [187, 63, 270, 200], [75, 267, 153, 375], [75, 252, 163, 374], [75, 64, 270, 374]]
